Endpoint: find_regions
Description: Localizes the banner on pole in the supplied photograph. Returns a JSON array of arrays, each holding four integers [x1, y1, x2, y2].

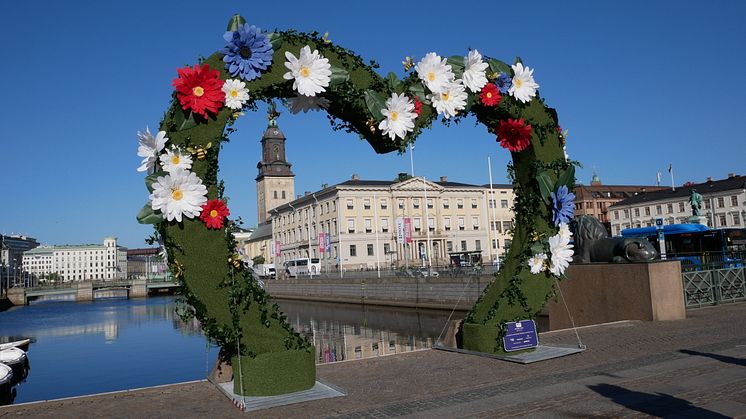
[[318, 232, 326, 253], [325, 234, 331, 252], [404, 217, 412, 244], [396, 218, 405, 244], [275, 240, 281, 257]]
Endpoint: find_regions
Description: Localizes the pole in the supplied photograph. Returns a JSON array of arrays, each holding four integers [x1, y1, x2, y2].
[[374, 191, 381, 278], [488, 157, 498, 265], [306, 206, 312, 278], [423, 177, 431, 269], [337, 197, 343, 279], [669, 164, 675, 192]]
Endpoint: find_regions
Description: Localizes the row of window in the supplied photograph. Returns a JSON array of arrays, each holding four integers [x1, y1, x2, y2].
[[612, 211, 743, 235], [614, 195, 743, 220]]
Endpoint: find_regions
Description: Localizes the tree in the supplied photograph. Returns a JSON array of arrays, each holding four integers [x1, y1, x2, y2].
[[252, 255, 265, 266]]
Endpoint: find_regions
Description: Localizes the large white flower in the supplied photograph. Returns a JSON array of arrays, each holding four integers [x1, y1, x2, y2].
[[159, 146, 193, 173], [222, 79, 250, 110], [283, 45, 332, 97], [557, 222, 573, 243], [509, 62, 540, 103], [287, 95, 330, 114], [528, 253, 548, 274], [548, 232, 574, 276], [462, 50, 488, 93], [428, 80, 468, 119], [149, 169, 208, 223], [137, 127, 168, 173], [415, 52, 454, 94], [378, 93, 417, 140]]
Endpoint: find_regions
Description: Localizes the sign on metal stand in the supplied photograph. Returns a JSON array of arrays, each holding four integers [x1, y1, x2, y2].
[[655, 217, 666, 260], [503, 320, 538, 352]]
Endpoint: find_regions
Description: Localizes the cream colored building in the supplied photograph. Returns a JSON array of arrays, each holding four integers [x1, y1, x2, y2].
[[22, 237, 127, 282], [270, 175, 515, 271], [609, 174, 746, 236]]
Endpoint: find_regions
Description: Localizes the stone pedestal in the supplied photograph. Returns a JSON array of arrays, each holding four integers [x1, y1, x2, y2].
[[547, 260, 685, 330], [129, 279, 147, 298], [75, 281, 93, 302], [687, 215, 708, 226], [7, 288, 26, 306]]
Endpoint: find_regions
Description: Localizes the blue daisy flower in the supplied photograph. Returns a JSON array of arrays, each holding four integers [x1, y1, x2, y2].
[[550, 185, 575, 226], [495, 72, 512, 95], [221, 24, 273, 81]]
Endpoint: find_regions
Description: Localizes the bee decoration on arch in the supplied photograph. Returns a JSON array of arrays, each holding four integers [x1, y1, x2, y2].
[[187, 142, 212, 161]]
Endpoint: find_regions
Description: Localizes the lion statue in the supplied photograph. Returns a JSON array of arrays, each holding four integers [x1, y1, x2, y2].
[[570, 216, 657, 263]]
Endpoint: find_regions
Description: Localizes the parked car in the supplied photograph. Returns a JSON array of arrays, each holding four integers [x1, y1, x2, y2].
[[420, 269, 439, 277]]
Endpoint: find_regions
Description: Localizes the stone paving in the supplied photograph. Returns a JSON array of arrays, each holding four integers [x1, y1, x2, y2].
[[1, 303, 745, 418]]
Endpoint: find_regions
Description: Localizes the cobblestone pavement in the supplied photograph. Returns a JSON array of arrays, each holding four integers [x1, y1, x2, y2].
[[2, 303, 745, 418]]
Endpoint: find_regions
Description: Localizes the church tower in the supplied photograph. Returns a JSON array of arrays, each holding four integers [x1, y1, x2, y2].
[[256, 103, 294, 223]]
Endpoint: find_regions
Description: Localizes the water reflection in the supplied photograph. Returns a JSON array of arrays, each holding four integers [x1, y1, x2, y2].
[[277, 300, 459, 364]]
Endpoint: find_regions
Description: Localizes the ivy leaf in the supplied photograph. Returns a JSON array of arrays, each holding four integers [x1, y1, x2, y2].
[[266, 32, 283, 50], [536, 170, 555, 205], [172, 108, 197, 131], [226, 14, 246, 32], [384, 72, 402, 92], [487, 58, 511, 76], [330, 66, 349, 86], [446, 56, 465, 79], [557, 165, 576, 189], [364, 90, 386, 120], [137, 203, 163, 225]]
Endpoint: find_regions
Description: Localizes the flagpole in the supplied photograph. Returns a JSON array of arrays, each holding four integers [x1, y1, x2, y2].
[[374, 191, 380, 278], [669, 164, 675, 191]]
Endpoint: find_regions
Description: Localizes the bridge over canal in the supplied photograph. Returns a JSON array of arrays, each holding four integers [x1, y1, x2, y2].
[[6, 279, 180, 305]]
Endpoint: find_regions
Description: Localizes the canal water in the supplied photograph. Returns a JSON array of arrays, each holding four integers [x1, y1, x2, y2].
[[0, 296, 459, 405]]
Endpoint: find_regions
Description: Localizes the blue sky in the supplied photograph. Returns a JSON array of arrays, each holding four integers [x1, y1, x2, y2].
[[2, 1, 744, 248]]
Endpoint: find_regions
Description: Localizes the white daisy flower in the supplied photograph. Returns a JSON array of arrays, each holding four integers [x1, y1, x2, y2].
[[557, 222, 573, 243], [137, 127, 168, 173], [378, 93, 417, 140], [428, 80, 468, 119], [159, 146, 193, 174], [509, 62, 540, 103], [415, 52, 454, 94], [287, 95, 330, 114], [283, 45, 332, 97], [528, 253, 548, 274], [548, 232, 574, 276], [149, 169, 208, 223], [222, 79, 250, 110], [462, 50, 488, 93]]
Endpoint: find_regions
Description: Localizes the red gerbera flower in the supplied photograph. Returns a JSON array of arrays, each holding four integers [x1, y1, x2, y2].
[[413, 96, 423, 117], [496, 118, 532, 152], [172, 64, 225, 118], [480, 83, 501, 106], [200, 199, 230, 229]]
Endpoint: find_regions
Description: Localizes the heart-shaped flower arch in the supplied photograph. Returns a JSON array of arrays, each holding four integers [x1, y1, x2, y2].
[[137, 15, 577, 396]]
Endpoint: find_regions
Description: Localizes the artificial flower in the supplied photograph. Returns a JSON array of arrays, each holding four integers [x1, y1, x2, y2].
[[551, 185, 576, 226], [149, 169, 208, 223], [495, 72, 512, 94], [200, 199, 230, 229], [548, 232, 574, 276], [496, 118, 532, 152], [287, 95, 330, 114], [221, 23, 273, 81], [137, 127, 168, 173], [172, 64, 225, 118], [480, 83, 501, 106], [283, 46, 332, 97], [429, 80, 467, 119], [378, 93, 417, 140], [557, 222, 573, 243], [462, 50, 488, 93], [509, 63, 539, 103], [159, 146, 193, 174], [415, 52, 454, 94], [528, 253, 548, 274], [222, 79, 250, 110], [413, 97, 423, 117]]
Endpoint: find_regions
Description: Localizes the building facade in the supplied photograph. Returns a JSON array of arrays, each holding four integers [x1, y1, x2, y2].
[[1, 234, 39, 291], [22, 237, 128, 282], [270, 175, 515, 271], [126, 248, 167, 280], [609, 174, 746, 236], [255, 112, 295, 224]]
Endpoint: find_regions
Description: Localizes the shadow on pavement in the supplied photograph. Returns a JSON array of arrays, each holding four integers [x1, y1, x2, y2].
[[587, 383, 729, 418], [679, 349, 746, 366]]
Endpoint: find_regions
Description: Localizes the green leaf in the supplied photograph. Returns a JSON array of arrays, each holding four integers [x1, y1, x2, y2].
[[226, 14, 246, 32], [266, 32, 282, 50], [137, 203, 163, 225], [330, 66, 349, 86], [530, 242, 545, 255], [385, 72, 402, 91], [487, 58, 511, 76], [537, 170, 555, 204], [557, 165, 576, 189], [446, 56, 465, 78], [408, 83, 428, 104], [364, 90, 387, 120], [145, 171, 167, 193]]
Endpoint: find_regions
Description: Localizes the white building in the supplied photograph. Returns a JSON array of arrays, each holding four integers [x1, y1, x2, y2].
[[270, 175, 515, 271], [609, 174, 746, 236], [22, 237, 128, 282]]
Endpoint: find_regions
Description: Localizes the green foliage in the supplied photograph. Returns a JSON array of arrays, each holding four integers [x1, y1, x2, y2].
[[252, 255, 265, 265]]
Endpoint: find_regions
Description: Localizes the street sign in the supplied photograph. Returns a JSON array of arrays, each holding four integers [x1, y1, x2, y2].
[[655, 217, 664, 230], [503, 320, 538, 352]]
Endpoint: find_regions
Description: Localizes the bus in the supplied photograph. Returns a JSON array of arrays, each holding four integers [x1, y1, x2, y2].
[[283, 258, 321, 277], [621, 224, 746, 269]]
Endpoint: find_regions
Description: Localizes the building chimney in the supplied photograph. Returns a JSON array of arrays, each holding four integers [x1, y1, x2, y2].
[[321, 183, 328, 189], [728, 173, 736, 178], [707, 177, 713, 182], [304, 191, 311, 196], [351, 174, 360, 181], [440, 176, 448, 182]]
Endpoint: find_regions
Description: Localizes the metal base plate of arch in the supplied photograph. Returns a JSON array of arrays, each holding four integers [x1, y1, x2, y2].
[[433, 343, 585, 364], [213, 379, 345, 412]]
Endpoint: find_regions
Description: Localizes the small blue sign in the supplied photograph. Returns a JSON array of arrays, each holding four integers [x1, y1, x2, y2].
[[503, 320, 538, 352]]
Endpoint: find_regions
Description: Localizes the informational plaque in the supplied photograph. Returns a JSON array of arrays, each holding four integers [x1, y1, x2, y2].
[[503, 320, 538, 352]]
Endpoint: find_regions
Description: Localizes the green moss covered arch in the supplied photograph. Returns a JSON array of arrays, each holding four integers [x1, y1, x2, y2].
[[139, 15, 576, 396]]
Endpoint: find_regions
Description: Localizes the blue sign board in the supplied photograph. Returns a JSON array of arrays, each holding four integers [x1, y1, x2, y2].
[[503, 320, 538, 352]]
